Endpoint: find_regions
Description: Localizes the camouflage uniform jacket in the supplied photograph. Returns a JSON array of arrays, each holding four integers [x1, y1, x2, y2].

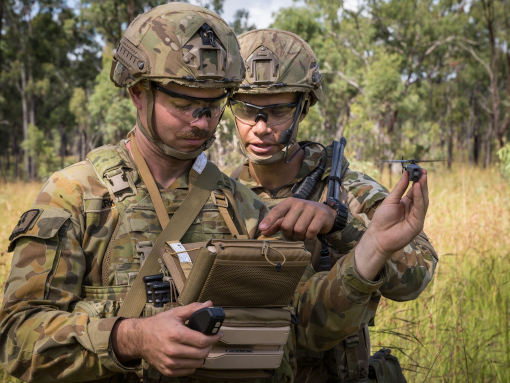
[[235, 142, 438, 352], [0, 140, 273, 383]]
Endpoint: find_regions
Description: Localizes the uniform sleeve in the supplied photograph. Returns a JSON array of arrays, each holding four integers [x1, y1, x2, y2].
[[0, 171, 136, 382], [323, 169, 438, 301], [293, 249, 388, 351]]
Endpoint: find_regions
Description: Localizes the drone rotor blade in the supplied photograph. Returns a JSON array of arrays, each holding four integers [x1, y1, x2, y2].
[[379, 160, 408, 163], [414, 159, 446, 163]]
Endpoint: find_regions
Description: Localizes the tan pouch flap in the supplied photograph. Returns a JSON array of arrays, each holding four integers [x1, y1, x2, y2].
[[220, 326, 290, 345], [179, 240, 310, 307], [178, 246, 217, 305], [203, 348, 284, 370], [209, 239, 311, 263], [161, 241, 209, 294], [222, 307, 291, 326]]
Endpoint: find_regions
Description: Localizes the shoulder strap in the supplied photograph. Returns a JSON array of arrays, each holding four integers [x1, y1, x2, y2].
[[211, 188, 249, 237], [86, 143, 138, 202], [230, 163, 244, 180], [118, 136, 222, 318], [130, 136, 169, 227]]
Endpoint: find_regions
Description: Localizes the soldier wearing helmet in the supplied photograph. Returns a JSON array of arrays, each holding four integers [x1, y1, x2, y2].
[[230, 29, 438, 382], [0, 6, 346, 383]]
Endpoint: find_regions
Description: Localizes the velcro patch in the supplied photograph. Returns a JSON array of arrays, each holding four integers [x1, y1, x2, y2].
[[102, 198, 114, 209], [10, 209, 42, 241]]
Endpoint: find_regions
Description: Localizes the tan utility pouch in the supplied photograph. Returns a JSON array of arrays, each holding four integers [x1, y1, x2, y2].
[[177, 239, 311, 307], [156, 238, 310, 379], [201, 307, 291, 373]]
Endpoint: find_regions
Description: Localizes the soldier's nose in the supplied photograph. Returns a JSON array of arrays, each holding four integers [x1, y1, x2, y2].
[[252, 119, 271, 135], [191, 115, 210, 129]]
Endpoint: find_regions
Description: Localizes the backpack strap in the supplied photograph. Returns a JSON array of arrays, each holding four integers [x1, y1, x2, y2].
[[86, 143, 138, 202], [117, 136, 222, 318], [130, 135, 169, 227], [230, 163, 244, 180], [86, 142, 139, 286], [211, 188, 249, 238]]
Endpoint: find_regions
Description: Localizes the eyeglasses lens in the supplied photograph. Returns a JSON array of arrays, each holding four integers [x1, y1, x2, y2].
[[231, 102, 297, 126], [166, 97, 228, 123]]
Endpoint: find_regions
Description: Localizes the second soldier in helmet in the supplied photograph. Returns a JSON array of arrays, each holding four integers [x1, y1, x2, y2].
[[229, 29, 438, 382]]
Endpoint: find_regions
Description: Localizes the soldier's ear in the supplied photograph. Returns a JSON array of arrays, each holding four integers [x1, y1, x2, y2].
[[128, 84, 144, 111], [298, 113, 306, 123]]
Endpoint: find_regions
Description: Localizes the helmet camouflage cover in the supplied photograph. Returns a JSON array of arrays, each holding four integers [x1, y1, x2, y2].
[[233, 29, 323, 165], [111, 2, 245, 89], [110, 3, 245, 160], [236, 29, 323, 107]]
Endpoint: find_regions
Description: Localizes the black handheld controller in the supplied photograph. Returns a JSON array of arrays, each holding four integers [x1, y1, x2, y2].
[[187, 307, 225, 335]]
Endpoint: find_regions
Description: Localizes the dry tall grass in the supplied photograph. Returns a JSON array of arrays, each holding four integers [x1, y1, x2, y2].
[[372, 165, 510, 382], [0, 182, 42, 383], [0, 165, 508, 382]]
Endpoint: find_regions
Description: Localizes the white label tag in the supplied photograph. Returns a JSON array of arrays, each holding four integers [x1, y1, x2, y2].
[[169, 242, 192, 263], [192, 152, 207, 174]]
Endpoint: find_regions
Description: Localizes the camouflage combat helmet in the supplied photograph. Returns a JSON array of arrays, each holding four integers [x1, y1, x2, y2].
[[233, 29, 324, 165], [110, 2, 245, 160]]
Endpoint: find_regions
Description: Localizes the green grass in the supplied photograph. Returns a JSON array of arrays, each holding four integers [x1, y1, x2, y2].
[[0, 165, 508, 382]]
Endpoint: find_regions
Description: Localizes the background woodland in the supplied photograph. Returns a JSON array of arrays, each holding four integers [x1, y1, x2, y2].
[[1, 0, 510, 180], [1, 1, 510, 381]]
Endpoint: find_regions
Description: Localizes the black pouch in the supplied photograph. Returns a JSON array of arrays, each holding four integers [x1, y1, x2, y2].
[[368, 349, 407, 383]]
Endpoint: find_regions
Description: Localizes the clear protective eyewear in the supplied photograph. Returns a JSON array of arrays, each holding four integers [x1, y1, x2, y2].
[[229, 99, 299, 127], [152, 82, 229, 124]]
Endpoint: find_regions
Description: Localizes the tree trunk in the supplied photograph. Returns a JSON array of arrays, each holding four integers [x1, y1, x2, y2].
[[59, 125, 66, 169], [127, 0, 135, 24], [27, 5, 36, 180], [447, 123, 453, 170], [474, 123, 481, 166], [20, 61, 30, 180], [14, 135, 19, 180], [484, 120, 493, 168], [356, 146, 362, 161], [0, 0, 4, 70], [446, 85, 453, 170], [467, 92, 476, 166], [483, 0, 503, 148]]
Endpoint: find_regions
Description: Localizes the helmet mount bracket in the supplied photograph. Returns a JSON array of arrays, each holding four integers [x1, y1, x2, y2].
[[246, 46, 279, 85]]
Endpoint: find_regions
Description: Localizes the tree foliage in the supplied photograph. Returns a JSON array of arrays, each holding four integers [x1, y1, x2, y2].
[[0, 0, 508, 180]]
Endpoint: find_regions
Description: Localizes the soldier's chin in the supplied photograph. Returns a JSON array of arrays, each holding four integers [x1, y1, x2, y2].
[[179, 138, 207, 149]]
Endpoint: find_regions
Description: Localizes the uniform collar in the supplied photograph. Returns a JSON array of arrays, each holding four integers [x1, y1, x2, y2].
[[237, 142, 326, 194], [121, 138, 196, 191]]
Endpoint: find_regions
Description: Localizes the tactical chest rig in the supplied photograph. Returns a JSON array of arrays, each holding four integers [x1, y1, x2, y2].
[[231, 144, 372, 383], [85, 138, 311, 382]]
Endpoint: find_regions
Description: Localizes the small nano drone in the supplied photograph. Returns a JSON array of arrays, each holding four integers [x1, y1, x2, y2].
[[380, 157, 444, 182]]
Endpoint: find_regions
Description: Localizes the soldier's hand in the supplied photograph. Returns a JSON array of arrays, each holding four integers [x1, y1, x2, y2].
[[258, 197, 337, 240], [355, 169, 429, 280], [111, 301, 221, 377]]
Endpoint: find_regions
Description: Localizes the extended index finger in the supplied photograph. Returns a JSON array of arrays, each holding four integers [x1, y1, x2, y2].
[[420, 169, 429, 213], [258, 198, 293, 232]]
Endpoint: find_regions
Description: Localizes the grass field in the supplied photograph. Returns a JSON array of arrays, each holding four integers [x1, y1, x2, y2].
[[0, 165, 509, 382], [372, 165, 510, 382]]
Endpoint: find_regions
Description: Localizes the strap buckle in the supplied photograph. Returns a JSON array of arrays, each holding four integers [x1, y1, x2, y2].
[[345, 334, 360, 348], [211, 190, 228, 208], [106, 169, 131, 195], [136, 241, 154, 266]]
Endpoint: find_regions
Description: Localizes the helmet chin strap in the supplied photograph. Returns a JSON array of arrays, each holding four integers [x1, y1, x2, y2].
[[136, 83, 216, 161], [234, 94, 305, 166]]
